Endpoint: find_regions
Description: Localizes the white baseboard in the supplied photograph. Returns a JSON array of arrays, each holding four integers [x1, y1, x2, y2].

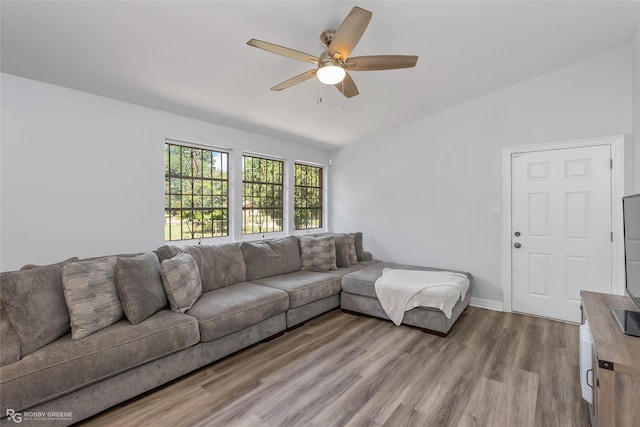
[[470, 297, 504, 312]]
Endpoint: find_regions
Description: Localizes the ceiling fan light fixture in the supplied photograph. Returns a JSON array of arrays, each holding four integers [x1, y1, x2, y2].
[[317, 63, 346, 85]]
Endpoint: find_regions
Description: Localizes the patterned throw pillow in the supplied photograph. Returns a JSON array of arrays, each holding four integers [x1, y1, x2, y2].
[[62, 257, 124, 340], [160, 253, 202, 313], [299, 236, 337, 272], [347, 233, 358, 265]]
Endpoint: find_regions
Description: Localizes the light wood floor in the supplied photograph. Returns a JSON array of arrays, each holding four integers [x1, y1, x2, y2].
[[78, 307, 591, 427]]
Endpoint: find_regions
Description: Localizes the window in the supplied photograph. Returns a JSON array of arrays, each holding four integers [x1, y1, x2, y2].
[[294, 163, 323, 230], [165, 142, 228, 241], [242, 155, 284, 234]]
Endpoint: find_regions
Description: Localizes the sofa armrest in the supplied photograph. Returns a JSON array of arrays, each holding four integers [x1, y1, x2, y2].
[[363, 251, 373, 261]]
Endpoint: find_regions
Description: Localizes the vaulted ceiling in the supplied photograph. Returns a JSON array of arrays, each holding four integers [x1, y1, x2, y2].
[[2, 1, 639, 149]]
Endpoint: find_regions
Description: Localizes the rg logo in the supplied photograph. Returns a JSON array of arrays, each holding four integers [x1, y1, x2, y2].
[[6, 409, 22, 423]]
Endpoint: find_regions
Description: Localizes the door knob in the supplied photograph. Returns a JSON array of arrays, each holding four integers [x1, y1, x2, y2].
[[514, 231, 521, 237], [514, 242, 521, 248]]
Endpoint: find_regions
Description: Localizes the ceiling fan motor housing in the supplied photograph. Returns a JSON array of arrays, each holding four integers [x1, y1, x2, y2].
[[320, 29, 336, 48]]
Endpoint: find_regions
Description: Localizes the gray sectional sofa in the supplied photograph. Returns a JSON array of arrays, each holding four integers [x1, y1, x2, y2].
[[0, 233, 471, 426]]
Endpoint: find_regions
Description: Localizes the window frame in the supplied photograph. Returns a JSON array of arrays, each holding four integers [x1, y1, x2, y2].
[[241, 153, 286, 236], [164, 140, 230, 243], [293, 162, 324, 231]]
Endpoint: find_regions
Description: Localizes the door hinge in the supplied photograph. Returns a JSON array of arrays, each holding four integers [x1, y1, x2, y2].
[[611, 231, 614, 242], [610, 159, 613, 170]]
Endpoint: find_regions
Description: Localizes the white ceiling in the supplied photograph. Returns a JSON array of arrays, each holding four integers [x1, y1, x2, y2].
[[2, 1, 639, 149]]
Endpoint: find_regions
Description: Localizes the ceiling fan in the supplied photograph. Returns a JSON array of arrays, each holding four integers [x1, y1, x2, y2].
[[247, 6, 418, 99]]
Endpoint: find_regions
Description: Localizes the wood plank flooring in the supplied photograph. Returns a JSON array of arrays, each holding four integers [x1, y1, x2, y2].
[[78, 307, 591, 427]]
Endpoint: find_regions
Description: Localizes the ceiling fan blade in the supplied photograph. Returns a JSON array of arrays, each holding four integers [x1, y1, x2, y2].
[[328, 6, 372, 60], [271, 69, 317, 91], [335, 72, 359, 98], [345, 55, 419, 71], [247, 39, 320, 64]]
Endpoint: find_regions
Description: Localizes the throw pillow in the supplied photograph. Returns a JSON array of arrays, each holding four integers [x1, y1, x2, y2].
[[333, 234, 351, 268], [299, 235, 337, 272], [160, 253, 202, 313], [114, 252, 168, 325], [347, 233, 358, 265], [62, 257, 124, 340], [354, 232, 366, 262], [1, 263, 72, 356]]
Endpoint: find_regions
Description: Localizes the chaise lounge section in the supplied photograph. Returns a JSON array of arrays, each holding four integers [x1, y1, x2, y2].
[[341, 262, 472, 336]]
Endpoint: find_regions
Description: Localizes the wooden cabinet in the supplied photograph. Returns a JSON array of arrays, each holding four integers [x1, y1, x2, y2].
[[581, 291, 640, 427]]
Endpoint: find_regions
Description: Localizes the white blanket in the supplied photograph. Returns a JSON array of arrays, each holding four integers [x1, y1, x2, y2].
[[374, 268, 470, 326]]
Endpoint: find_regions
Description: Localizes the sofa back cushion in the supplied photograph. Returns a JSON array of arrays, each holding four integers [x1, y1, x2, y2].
[[154, 245, 181, 263], [241, 236, 302, 281], [1, 261, 74, 357], [180, 243, 246, 292]]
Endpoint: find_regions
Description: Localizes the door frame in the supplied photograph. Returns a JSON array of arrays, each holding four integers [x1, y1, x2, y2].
[[501, 135, 626, 313]]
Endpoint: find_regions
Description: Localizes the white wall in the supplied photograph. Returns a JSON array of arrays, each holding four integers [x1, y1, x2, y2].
[[0, 74, 329, 271], [330, 45, 633, 305], [633, 23, 640, 193]]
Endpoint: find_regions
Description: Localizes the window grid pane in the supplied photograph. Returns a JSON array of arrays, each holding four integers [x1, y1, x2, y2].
[[242, 155, 284, 234], [165, 143, 229, 241], [294, 163, 323, 230]]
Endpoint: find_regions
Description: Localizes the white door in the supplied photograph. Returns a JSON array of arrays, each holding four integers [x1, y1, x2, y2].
[[511, 145, 612, 322]]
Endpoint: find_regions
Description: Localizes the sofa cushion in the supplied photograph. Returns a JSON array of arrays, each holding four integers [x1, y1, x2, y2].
[[160, 253, 202, 313], [186, 282, 288, 342], [320, 260, 381, 278], [0, 310, 199, 413], [180, 243, 246, 292], [115, 253, 168, 325], [299, 235, 337, 272], [334, 234, 351, 268], [241, 236, 302, 280], [1, 263, 72, 356], [253, 271, 341, 308], [62, 257, 124, 340]]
